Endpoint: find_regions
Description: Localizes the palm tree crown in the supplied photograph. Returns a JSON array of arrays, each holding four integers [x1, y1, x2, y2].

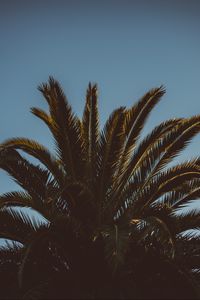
[[0, 77, 199, 299]]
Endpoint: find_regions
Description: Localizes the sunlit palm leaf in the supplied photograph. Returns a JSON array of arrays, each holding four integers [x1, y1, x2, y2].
[[1, 138, 64, 185], [38, 77, 84, 180], [151, 116, 200, 175], [97, 107, 125, 219], [82, 83, 99, 185], [0, 191, 32, 208], [116, 86, 165, 183]]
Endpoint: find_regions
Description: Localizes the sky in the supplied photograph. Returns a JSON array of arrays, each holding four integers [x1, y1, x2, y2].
[[0, 0, 200, 211]]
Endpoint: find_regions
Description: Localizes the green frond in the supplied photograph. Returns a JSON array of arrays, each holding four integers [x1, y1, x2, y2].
[[38, 77, 84, 180], [1, 137, 65, 185], [82, 83, 99, 185]]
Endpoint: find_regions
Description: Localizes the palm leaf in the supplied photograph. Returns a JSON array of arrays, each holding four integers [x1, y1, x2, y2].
[[1, 138, 65, 185], [82, 83, 99, 185], [124, 86, 165, 155], [110, 118, 182, 212], [115, 87, 165, 181], [0, 207, 46, 244], [38, 77, 84, 180], [0, 191, 32, 208], [173, 209, 200, 233], [30, 107, 52, 129], [97, 107, 125, 217], [132, 162, 200, 214], [156, 178, 200, 208], [151, 116, 200, 176], [0, 148, 50, 204]]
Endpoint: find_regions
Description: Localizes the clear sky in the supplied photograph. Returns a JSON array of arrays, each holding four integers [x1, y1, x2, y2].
[[0, 0, 200, 210]]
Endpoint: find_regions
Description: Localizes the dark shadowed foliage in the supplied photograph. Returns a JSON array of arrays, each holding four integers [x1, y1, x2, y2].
[[0, 78, 199, 299]]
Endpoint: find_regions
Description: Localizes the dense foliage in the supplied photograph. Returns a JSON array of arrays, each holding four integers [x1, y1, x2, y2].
[[0, 78, 199, 299]]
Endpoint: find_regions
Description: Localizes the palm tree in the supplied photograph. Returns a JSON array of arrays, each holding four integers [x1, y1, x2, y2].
[[0, 77, 200, 299]]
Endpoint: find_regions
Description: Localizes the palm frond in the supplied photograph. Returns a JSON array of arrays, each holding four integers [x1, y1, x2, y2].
[[1, 138, 65, 185], [149, 162, 200, 205], [114, 86, 165, 181], [97, 107, 126, 215], [172, 188, 200, 210], [30, 107, 53, 129], [0, 191, 32, 209], [0, 207, 46, 244], [132, 162, 200, 214], [151, 116, 200, 176], [110, 119, 182, 211], [0, 148, 50, 205], [156, 178, 200, 208], [82, 83, 99, 185], [124, 86, 165, 155], [38, 77, 84, 180], [173, 209, 200, 233]]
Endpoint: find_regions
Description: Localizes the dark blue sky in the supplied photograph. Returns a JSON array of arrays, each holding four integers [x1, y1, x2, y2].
[[0, 0, 200, 212]]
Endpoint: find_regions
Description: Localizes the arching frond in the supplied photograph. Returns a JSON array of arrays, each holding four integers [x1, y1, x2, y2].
[[38, 77, 84, 180], [124, 86, 165, 155], [114, 87, 165, 187], [151, 116, 200, 176], [156, 178, 200, 208], [110, 118, 182, 212], [0, 208, 46, 244], [133, 162, 200, 214], [0, 191, 32, 208], [1, 138, 64, 185], [0, 148, 49, 205], [173, 210, 200, 233], [30, 107, 52, 129]]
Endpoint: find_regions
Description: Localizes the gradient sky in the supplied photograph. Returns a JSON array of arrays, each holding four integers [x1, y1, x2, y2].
[[0, 0, 200, 210]]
